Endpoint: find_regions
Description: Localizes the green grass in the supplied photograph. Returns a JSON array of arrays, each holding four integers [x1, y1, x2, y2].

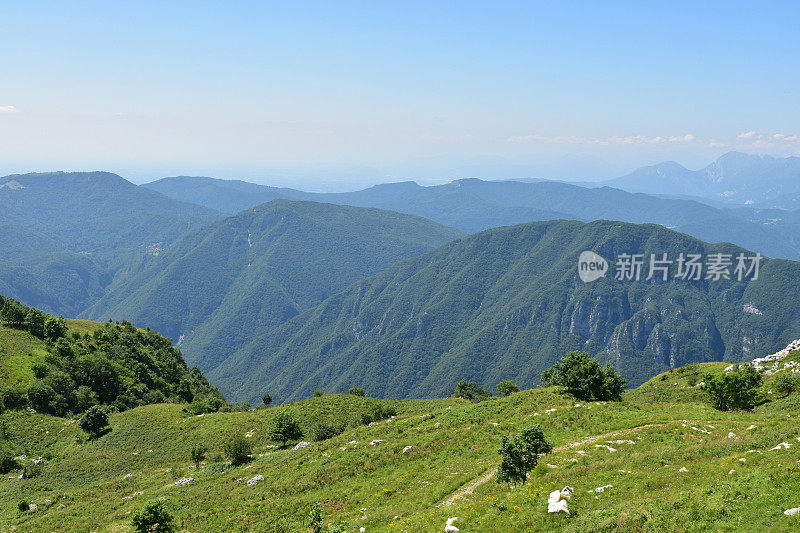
[[1, 361, 799, 532]]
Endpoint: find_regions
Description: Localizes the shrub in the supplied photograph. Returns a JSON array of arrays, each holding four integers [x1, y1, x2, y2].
[[267, 412, 304, 447], [496, 424, 553, 485], [773, 372, 799, 397], [497, 379, 520, 397], [262, 393, 272, 406], [312, 389, 324, 397], [358, 403, 397, 425], [43, 315, 67, 342], [18, 499, 28, 513], [454, 379, 493, 402], [224, 435, 253, 465], [704, 364, 763, 411], [348, 387, 365, 397], [131, 499, 175, 532], [0, 446, 19, 474], [23, 462, 43, 479], [1, 385, 28, 410], [309, 422, 345, 442], [541, 351, 625, 401], [190, 444, 207, 469], [78, 405, 109, 438], [307, 507, 323, 533]]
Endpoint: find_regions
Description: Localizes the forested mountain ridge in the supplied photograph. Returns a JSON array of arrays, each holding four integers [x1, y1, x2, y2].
[[210, 219, 800, 404], [145, 174, 800, 260], [0, 172, 221, 315], [81, 200, 465, 372]]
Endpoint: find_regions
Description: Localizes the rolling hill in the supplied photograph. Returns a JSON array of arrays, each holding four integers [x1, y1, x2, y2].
[[1, 354, 799, 532], [81, 200, 465, 372], [210, 219, 800, 404], [145, 175, 800, 260]]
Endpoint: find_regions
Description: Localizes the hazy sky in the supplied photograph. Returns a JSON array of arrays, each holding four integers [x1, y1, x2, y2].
[[2, 1, 799, 188]]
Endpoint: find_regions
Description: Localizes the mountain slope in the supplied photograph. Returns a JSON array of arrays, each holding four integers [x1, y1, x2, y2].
[[82, 200, 464, 372], [0, 172, 221, 315], [211, 219, 800, 403], [143, 175, 800, 259], [0, 171, 220, 253]]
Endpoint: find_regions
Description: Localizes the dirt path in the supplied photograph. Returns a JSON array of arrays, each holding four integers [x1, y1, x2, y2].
[[437, 422, 670, 508]]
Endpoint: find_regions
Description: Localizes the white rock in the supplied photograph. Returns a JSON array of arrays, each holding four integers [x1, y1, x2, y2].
[[402, 446, 413, 453], [173, 476, 194, 486], [547, 488, 572, 514], [678, 467, 688, 472], [593, 484, 613, 493], [728, 432, 738, 439], [28, 503, 37, 511], [445, 516, 460, 532], [729, 469, 736, 474], [246, 474, 264, 487], [370, 440, 383, 445], [785, 507, 800, 516], [294, 441, 311, 450]]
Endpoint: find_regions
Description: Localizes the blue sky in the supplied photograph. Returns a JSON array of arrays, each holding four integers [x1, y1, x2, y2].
[[1, 1, 799, 188]]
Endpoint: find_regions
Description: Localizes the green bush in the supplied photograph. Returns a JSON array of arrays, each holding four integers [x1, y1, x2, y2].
[[131, 499, 175, 532], [190, 444, 207, 469], [773, 372, 799, 397], [454, 379, 493, 402], [17, 499, 28, 513], [23, 462, 43, 479], [267, 412, 304, 447], [262, 393, 272, 406], [497, 379, 520, 397], [496, 424, 553, 485], [312, 389, 324, 397], [0, 446, 19, 474], [224, 435, 253, 465], [541, 351, 625, 401], [309, 421, 345, 442], [78, 405, 109, 438], [704, 364, 763, 411], [348, 387, 366, 397], [358, 403, 397, 425]]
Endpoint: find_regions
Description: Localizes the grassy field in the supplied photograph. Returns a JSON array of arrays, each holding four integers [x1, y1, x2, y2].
[[1, 351, 800, 532]]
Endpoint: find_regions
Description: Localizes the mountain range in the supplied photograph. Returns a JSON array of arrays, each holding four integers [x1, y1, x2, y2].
[[210, 219, 800, 403], [81, 200, 464, 372]]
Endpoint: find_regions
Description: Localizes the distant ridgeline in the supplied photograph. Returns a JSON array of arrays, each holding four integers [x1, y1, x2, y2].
[[210, 219, 800, 404], [0, 295, 226, 417]]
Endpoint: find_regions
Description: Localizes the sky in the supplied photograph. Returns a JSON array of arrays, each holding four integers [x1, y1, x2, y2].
[[2, 1, 799, 189]]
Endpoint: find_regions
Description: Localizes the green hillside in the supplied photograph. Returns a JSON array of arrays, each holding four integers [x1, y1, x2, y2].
[[82, 200, 464, 372], [146, 175, 800, 260], [0, 296, 225, 417], [0, 172, 221, 315], [1, 354, 799, 531], [211, 219, 800, 404]]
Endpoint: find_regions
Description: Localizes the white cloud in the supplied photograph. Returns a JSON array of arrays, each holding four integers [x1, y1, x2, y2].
[[738, 131, 757, 139], [508, 133, 697, 146], [0, 105, 18, 113]]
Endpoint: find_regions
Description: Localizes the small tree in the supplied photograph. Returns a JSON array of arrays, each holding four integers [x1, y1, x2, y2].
[[224, 435, 253, 465], [348, 387, 365, 397], [541, 351, 625, 401], [262, 393, 272, 406], [43, 315, 67, 342], [312, 389, 324, 397], [496, 424, 553, 485], [190, 443, 207, 469], [307, 506, 323, 533], [78, 405, 109, 438], [25, 308, 46, 338], [454, 379, 493, 402], [497, 380, 520, 397], [0, 445, 19, 474], [0, 300, 27, 328], [704, 364, 762, 411], [773, 373, 798, 397], [131, 499, 175, 532], [267, 412, 304, 447]]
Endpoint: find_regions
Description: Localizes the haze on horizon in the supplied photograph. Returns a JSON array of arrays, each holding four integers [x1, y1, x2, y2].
[[2, 1, 799, 191]]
